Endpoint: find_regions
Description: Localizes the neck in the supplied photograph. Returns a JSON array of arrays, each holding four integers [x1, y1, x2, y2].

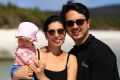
[[47, 45, 63, 56], [75, 33, 89, 46]]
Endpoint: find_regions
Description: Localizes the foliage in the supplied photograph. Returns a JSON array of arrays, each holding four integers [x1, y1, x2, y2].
[[91, 15, 120, 30], [0, 3, 120, 30], [0, 3, 53, 29], [90, 4, 120, 30]]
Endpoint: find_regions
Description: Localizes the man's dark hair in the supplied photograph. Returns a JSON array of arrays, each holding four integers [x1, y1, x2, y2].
[[61, 1, 90, 21]]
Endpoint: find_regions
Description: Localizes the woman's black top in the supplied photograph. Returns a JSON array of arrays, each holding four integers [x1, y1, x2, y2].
[[34, 49, 70, 80]]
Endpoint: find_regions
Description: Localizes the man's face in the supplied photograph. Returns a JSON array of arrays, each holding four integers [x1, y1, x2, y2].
[[65, 10, 90, 41]]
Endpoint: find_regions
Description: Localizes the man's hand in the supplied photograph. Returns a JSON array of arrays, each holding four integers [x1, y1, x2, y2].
[[13, 65, 33, 80]]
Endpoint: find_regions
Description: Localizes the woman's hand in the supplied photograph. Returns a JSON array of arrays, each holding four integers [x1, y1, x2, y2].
[[29, 60, 49, 80], [13, 65, 33, 80]]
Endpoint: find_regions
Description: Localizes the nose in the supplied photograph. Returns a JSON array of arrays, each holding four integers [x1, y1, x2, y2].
[[73, 23, 79, 28], [54, 31, 59, 37]]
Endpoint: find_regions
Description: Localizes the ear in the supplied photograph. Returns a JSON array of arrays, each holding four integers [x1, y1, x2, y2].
[[87, 19, 91, 29]]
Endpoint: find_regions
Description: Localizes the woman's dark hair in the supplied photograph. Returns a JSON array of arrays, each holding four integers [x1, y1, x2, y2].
[[61, 1, 90, 21], [43, 15, 65, 32]]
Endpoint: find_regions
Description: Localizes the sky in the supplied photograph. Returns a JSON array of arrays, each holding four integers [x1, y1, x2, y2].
[[0, 0, 120, 11]]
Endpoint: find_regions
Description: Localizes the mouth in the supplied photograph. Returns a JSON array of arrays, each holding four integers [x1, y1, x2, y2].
[[72, 28, 81, 35], [54, 39, 62, 44]]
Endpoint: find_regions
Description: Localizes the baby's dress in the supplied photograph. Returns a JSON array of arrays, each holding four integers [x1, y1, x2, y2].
[[14, 46, 36, 65]]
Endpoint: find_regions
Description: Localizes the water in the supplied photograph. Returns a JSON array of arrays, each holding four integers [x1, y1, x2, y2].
[[0, 60, 13, 80], [0, 29, 120, 80]]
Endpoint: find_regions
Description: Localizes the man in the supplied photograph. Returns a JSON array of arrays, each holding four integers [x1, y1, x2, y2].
[[61, 1, 120, 80]]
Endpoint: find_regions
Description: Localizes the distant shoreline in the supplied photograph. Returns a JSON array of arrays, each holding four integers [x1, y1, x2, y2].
[[0, 57, 14, 60], [0, 29, 120, 59]]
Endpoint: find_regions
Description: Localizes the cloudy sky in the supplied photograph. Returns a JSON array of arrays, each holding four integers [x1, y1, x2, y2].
[[0, 0, 120, 11]]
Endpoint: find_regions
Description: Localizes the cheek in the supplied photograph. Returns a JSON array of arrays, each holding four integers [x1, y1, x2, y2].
[[18, 40, 22, 43], [66, 29, 71, 33], [61, 35, 65, 40], [62, 37, 65, 43], [47, 38, 52, 43]]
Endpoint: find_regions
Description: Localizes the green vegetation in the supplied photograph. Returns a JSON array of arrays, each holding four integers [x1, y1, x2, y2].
[[0, 2, 120, 30], [91, 15, 120, 30], [90, 4, 120, 30], [0, 2, 53, 29]]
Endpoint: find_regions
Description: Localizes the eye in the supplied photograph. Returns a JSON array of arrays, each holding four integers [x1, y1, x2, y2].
[[66, 20, 74, 27], [76, 19, 86, 25], [47, 29, 55, 36], [58, 29, 65, 34]]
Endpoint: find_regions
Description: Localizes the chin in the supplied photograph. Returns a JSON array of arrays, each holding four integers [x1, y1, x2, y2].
[[53, 42, 63, 47], [72, 35, 83, 40]]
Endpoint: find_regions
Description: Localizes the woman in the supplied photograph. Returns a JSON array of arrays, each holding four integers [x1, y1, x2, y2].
[[11, 15, 77, 80]]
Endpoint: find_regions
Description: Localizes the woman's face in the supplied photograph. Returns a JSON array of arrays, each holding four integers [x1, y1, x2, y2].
[[46, 21, 66, 47]]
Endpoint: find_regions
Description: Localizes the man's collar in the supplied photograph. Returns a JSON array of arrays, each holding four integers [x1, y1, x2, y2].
[[73, 34, 94, 49]]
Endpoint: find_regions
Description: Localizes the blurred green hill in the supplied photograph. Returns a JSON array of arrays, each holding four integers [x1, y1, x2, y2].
[[90, 4, 120, 30], [0, 2, 53, 29], [54, 4, 120, 30], [0, 2, 120, 30]]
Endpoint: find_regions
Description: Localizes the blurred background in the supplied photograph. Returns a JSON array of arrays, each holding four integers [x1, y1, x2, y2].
[[0, 0, 120, 80]]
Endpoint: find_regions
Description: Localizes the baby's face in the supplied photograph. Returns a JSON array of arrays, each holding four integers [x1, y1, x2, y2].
[[18, 37, 33, 47]]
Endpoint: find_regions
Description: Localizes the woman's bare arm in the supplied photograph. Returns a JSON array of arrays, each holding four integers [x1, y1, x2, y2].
[[67, 54, 78, 80]]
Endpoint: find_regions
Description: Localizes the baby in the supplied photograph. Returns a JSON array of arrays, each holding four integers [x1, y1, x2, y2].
[[14, 22, 38, 66], [11, 22, 39, 80]]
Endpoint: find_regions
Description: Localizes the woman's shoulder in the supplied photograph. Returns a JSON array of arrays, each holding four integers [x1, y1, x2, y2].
[[63, 52, 77, 63], [66, 53, 77, 68], [69, 54, 77, 61], [63, 52, 76, 59], [37, 46, 47, 52]]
